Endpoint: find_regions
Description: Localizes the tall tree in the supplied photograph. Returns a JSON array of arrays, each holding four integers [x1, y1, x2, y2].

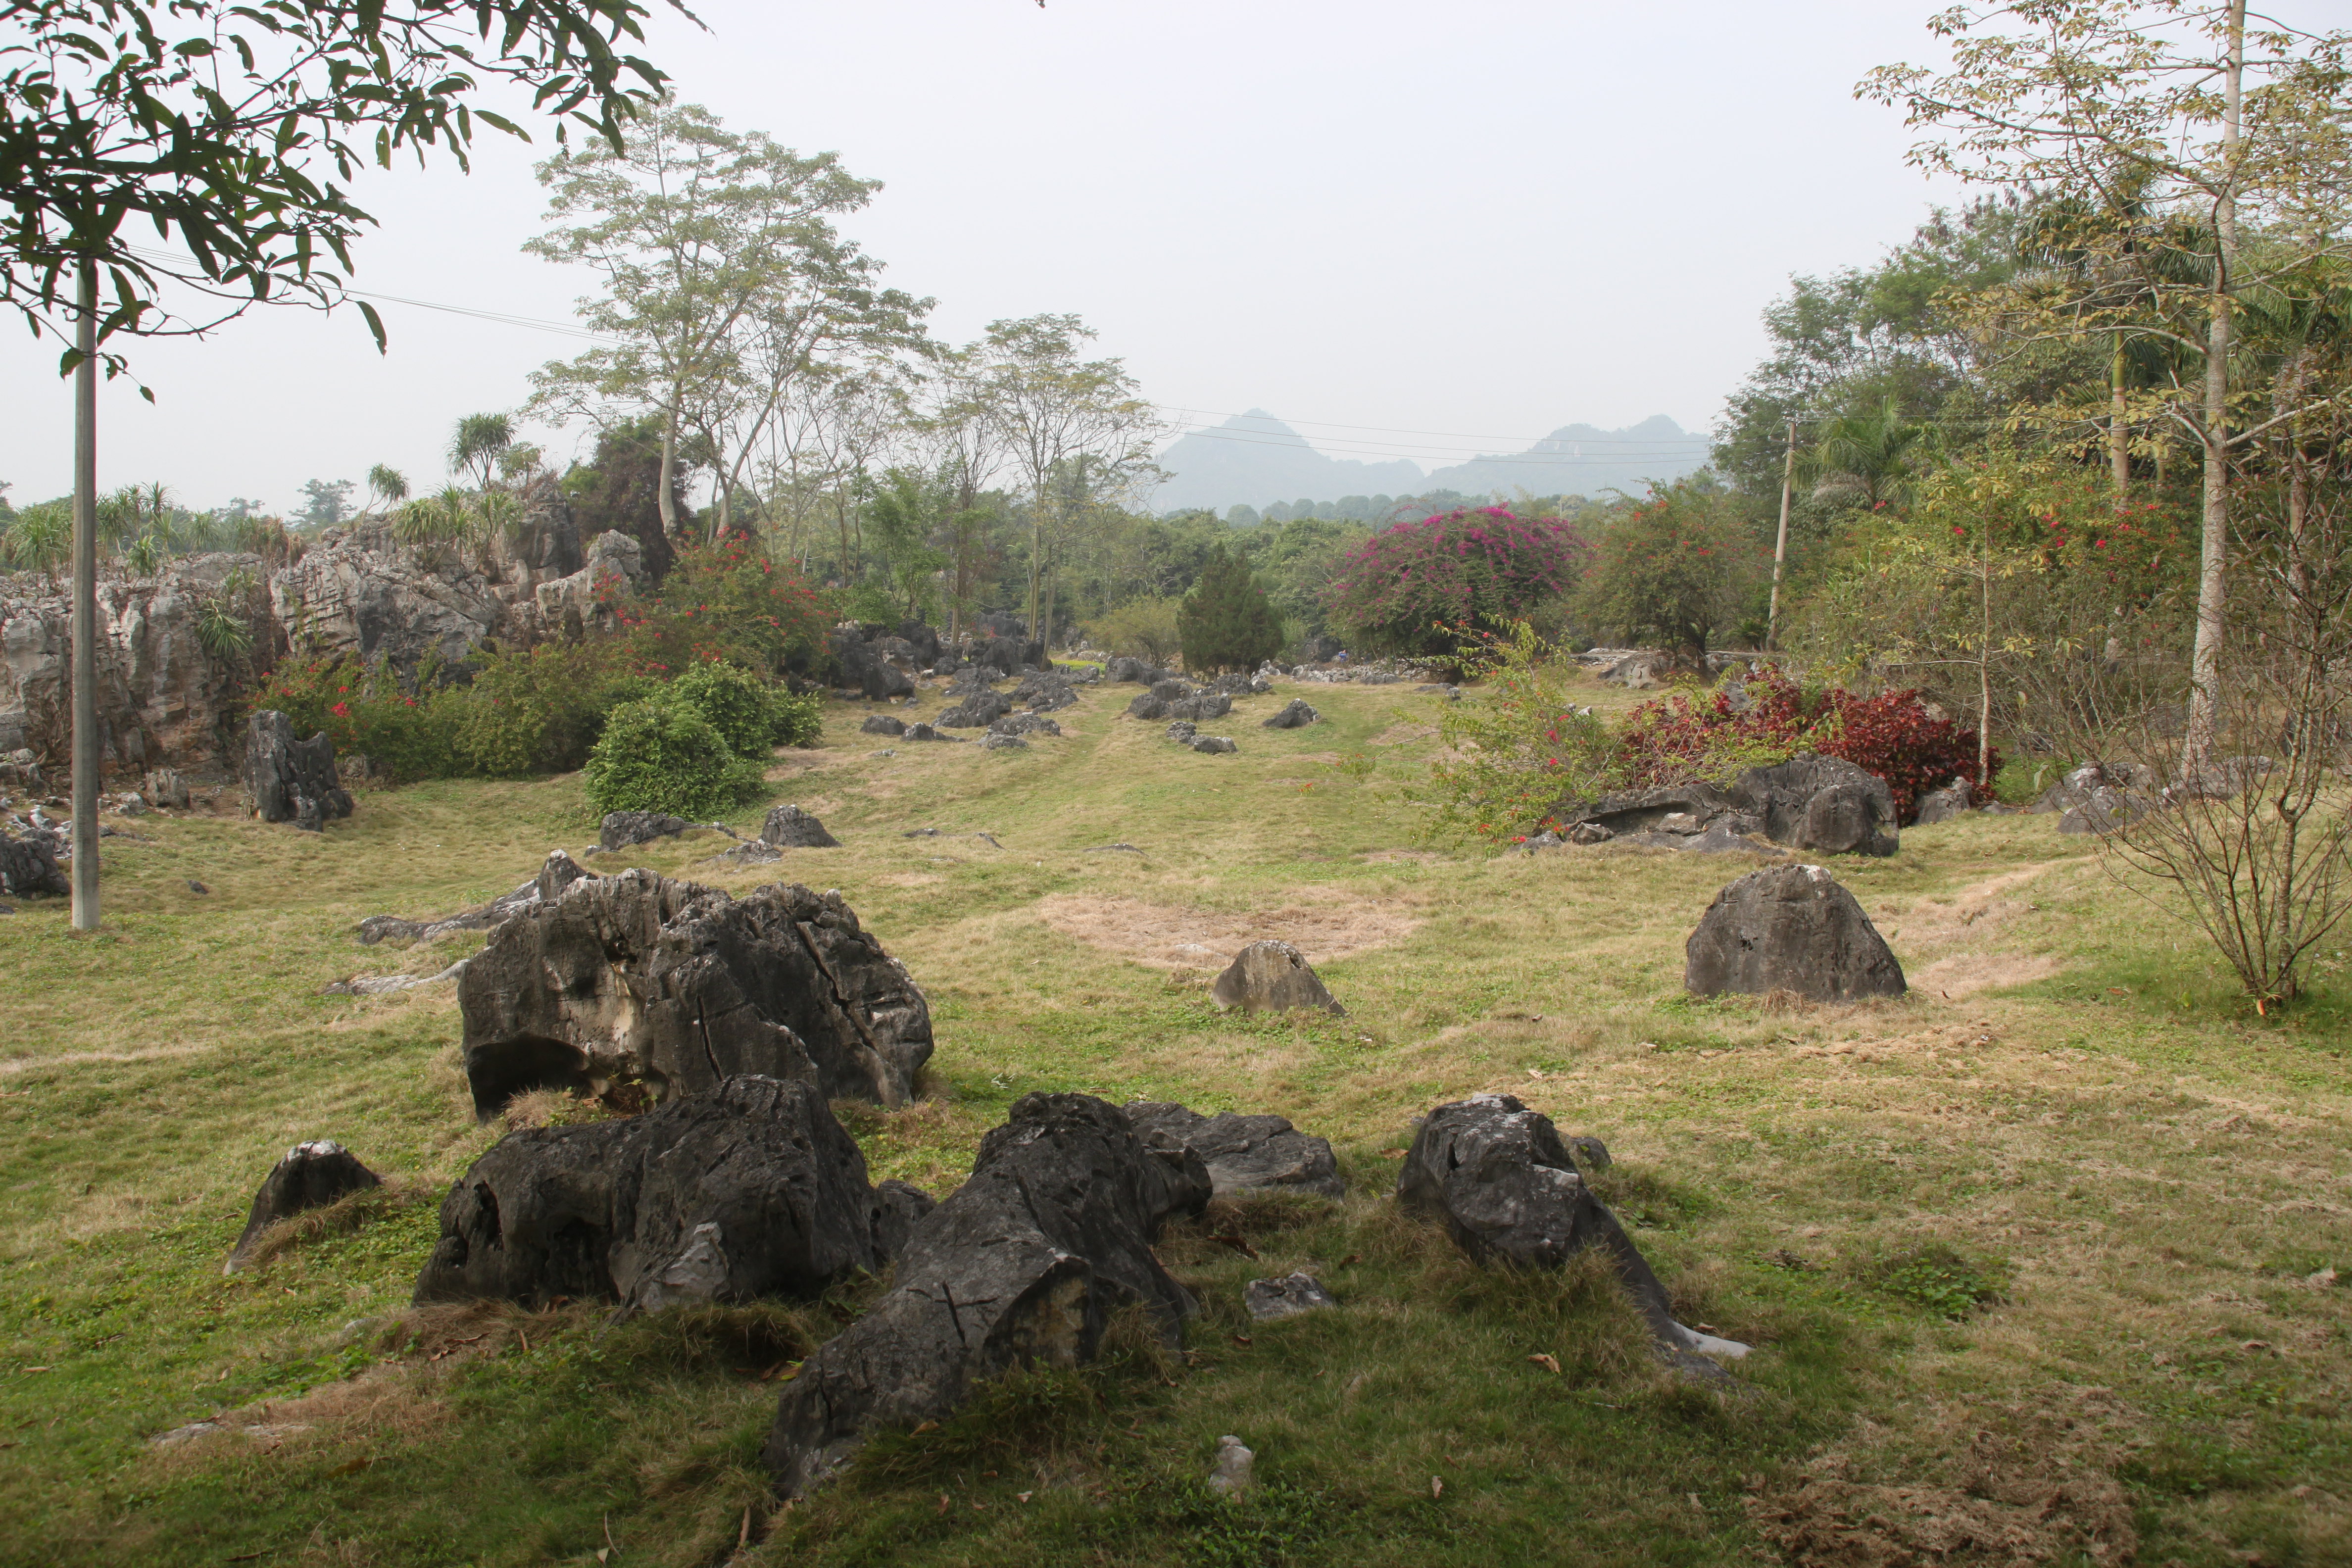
[[448, 413, 515, 490], [972, 315, 1162, 644], [526, 103, 918, 543], [1176, 545, 1282, 672], [1865, 0, 2352, 766]]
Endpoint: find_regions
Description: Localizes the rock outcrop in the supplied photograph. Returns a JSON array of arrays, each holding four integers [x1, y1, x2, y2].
[[1548, 752, 1900, 855], [1398, 1094, 1739, 1378], [598, 811, 699, 851], [1122, 1101, 1345, 1198], [1262, 698, 1319, 729], [936, 690, 1012, 729], [225, 1140, 381, 1274], [1211, 940, 1345, 1016], [0, 823, 69, 897], [414, 1076, 915, 1311], [356, 849, 589, 946], [764, 1093, 1210, 1497], [831, 626, 916, 701], [1683, 863, 1906, 1001], [457, 870, 932, 1118], [244, 710, 352, 830]]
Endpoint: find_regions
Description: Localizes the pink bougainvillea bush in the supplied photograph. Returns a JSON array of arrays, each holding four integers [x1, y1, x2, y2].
[[1322, 507, 1588, 656]]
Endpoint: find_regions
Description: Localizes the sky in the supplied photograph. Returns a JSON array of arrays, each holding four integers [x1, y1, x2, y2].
[[0, 0, 1979, 513]]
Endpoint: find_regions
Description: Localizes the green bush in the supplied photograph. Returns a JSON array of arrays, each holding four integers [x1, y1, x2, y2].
[[663, 661, 779, 758], [454, 642, 649, 776], [1177, 545, 1283, 672], [767, 685, 824, 747], [1087, 594, 1184, 665], [581, 699, 765, 818]]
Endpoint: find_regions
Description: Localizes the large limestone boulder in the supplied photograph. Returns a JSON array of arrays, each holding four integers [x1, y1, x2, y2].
[[936, 689, 1012, 729], [760, 804, 839, 848], [831, 626, 916, 700], [1122, 1101, 1345, 1198], [1684, 863, 1906, 1001], [763, 1094, 1210, 1497], [457, 870, 932, 1118], [413, 1076, 921, 1311], [1211, 939, 1345, 1015], [533, 529, 641, 632], [1397, 1094, 1736, 1377], [226, 1140, 381, 1274], [244, 710, 352, 831], [1262, 698, 1319, 729], [1730, 753, 1899, 856], [0, 824, 69, 897]]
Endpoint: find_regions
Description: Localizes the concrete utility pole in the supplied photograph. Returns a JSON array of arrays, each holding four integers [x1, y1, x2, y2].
[[70, 260, 100, 930], [1765, 418, 1796, 652]]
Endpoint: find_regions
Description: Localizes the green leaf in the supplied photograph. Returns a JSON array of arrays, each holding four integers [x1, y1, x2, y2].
[[357, 299, 387, 353]]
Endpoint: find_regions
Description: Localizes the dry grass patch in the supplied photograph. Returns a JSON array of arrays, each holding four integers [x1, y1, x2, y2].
[[1033, 890, 1423, 970]]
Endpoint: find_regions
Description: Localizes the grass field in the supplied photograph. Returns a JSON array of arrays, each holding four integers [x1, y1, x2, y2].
[[2, 669, 2348, 1568]]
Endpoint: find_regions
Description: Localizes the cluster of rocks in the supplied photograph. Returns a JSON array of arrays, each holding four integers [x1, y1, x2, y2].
[[1164, 721, 1237, 754], [1285, 658, 1415, 686], [1127, 678, 1233, 724], [245, 711, 354, 832], [1524, 752, 1901, 858], [2031, 761, 2161, 834], [829, 614, 1068, 700]]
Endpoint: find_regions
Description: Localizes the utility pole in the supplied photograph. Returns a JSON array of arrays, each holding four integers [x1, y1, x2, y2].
[[70, 260, 100, 930], [1765, 418, 1796, 652]]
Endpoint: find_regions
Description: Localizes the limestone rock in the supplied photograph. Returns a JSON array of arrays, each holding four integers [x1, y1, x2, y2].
[[937, 690, 1013, 729], [457, 870, 932, 1118], [357, 848, 589, 946], [1244, 1273, 1337, 1322], [143, 768, 191, 810], [1913, 778, 1974, 825], [244, 710, 352, 831], [0, 825, 69, 897], [1211, 940, 1344, 1015], [272, 523, 509, 675], [227, 1140, 381, 1274], [1731, 753, 1898, 856], [861, 715, 906, 736], [981, 733, 1029, 752], [1207, 1434, 1256, 1496], [762, 1093, 1209, 1497], [1189, 735, 1237, 754], [1397, 1094, 1734, 1379], [1262, 698, 1319, 729], [760, 804, 840, 848], [831, 627, 916, 701], [1122, 1101, 1345, 1198], [413, 1076, 897, 1311], [1684, 863, 1906, 1001], [598, 810, 695, 851]]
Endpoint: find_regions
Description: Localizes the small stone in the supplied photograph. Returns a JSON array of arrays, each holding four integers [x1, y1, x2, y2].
[[1244, 1272, 1337, 1322], [761, 804, 840, 849], [1189, 735, 1237, 754], [1262, 698, 1319, 730], [981, 733, 1029, 751], [1211, 940, 1344, 1016], [187, 879, 210, 895], [861, 715, 906, 736], [1207, 1434, 1256, 1496]]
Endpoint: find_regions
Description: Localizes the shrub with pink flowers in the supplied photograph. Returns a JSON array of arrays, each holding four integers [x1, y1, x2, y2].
[[1322, 507, 1588, 656]]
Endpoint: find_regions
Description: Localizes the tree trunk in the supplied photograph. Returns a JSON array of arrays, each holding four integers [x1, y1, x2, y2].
[[2109, 337, 2131, 504], [70, 261, 99, 931], [657, 418, 680, 538], [1026, 512, 1043, 642], [2183, 0, 2245, 774]]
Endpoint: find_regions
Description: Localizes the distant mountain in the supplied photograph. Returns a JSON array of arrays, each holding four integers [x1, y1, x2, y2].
[[1151, 410, 1709, 516], [1151, 411, 1423, 515]]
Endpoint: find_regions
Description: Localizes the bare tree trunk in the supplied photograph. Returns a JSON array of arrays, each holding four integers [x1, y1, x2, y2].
[[1766, 418, 1795, 650], [657, 417, 680, 539], [1978, 517, 1994, 790], [70, 261, 99, 931], [2184, 0, 2245, 774], [2109, 338, 2131, 504], [1026, 511, 1043, 644]]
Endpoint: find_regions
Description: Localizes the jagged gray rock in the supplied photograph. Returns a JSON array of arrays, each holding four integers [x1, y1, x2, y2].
[[761, 804, 840, 848], [1731, 753, 1899, 855], [244, 710, 352, 831], [1211, 940, 1344, 1015], [1262, 698, 1319, 729], [457, 870, 932, 1118], [832, 628, 916, 701], [226, 1140, 381, 1274], [598, 810, 695, 851], [356, 848, 589, 945], [1244, 1273, 1337, 1322], [1121, 1101, 1345, 1198], [980, 733, 1029, 752], [0, 826, 69, 897], [1912, 778, 1974, 825], [1683, 863, 1906, 1001], [1397, 1094, 1736, 1379], [861, 715, 906, 736], [763, 1093, 1210, 1497], [937, 689, 1013, 729], [414, 1077, 905, 1311]]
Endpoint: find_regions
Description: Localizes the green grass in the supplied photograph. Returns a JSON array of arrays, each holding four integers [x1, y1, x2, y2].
[[2, 672, 2348, 1566]]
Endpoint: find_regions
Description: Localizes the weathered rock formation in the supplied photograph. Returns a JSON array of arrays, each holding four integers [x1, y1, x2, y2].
[[414, 1076, 921, 1311], [831, 626, 917, 700], [1262, 698, 1319, 729], [1122, 1101, 1345, 1198], [760, 804, 839, 848], [763, 1093, 1210, 1497], [0, 823, 69, 897], [357, 849, 590, 946], [227, 1140, 381, 1274], [1244, 1273, 1337, 1322], [457, 870, 932, 1119], [1548, 752, 1900, 855], [1398, 1094, 1739, 1378], [1211, 940, 1345, 1016], [598, 811, 697, 851], [1684, 863, 1906, 1001], [244, 710, 352, 830], [1912, 778, 1975, 824], [936, 690, 1012, 729]]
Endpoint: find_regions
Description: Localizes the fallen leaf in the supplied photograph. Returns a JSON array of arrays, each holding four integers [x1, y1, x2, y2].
[[1336, 1252, 1361, 1269], [1016, 1491, 1033, 1504], [20, 1367, 49, 1374], [937, 1493, 951, 1515], [328, 1457, 372, 1477], [1380, 1148, 1406, 1159], [1527, 1353, 1561, 1375], [1230, 1333, 1253, 1348], [1430, 1477, 1444, 1500], [911, 1420, 939, 1435], [1209, 1233, 1259, 1259]]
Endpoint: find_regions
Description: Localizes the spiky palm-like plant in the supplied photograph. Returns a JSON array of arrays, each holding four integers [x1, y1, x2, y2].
[[449, 414, 515, 491]]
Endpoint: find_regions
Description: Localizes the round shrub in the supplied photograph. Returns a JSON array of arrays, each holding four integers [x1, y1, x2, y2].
[[767, 686, 824, 748], [1322, 507, 1588, 656], [582, 699, 764, 819], [665, 661, 778, 758]]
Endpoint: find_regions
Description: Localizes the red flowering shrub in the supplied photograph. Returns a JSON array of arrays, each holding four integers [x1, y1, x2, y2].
[[1323, 507, 1587, 656], [651, 537, 834, 675], [253, 656, 462, 781], [1612, 667, 1997, 822]]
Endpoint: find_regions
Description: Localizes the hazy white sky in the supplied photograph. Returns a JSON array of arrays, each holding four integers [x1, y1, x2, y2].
[[2, 0, 1979, 512]]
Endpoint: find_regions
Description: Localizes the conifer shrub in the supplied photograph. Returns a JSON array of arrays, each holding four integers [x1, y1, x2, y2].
[[1176, 546, 1283, 671], [582, 699, 764, 818]]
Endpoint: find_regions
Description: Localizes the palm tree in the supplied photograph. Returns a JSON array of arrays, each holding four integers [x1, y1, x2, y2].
[[1801, 398, 1931, 509], [367, 463, 410, 512], [448, 413, 515, 490]]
